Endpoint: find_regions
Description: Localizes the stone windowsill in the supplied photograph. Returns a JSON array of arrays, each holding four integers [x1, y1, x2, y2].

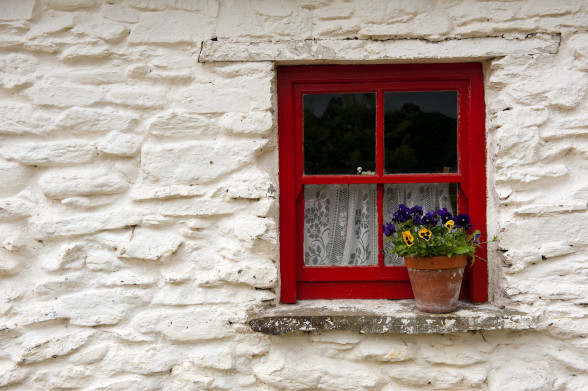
[[249, 300, 537, 335]]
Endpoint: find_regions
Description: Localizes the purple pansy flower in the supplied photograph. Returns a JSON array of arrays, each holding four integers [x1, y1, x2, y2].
[[437, 208, 454, 224], [454, 213, 472, 229], [473, 232, 481, 244], [410, 205, 423, 216], [392, 204, 412, 223], [412, 215, 423, 225], [421, 211, 439, 226], [383, 222, 396, 237]]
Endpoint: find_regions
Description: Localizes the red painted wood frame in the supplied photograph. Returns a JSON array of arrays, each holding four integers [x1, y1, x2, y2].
[[278, 63, 487, 303]]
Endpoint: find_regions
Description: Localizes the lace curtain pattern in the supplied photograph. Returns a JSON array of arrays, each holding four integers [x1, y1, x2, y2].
[[304, 184, 378, 266], [303, 183, 455, 266]]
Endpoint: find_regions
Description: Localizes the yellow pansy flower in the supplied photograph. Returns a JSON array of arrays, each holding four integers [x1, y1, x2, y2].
[[445, 220, 455, 230], [402, 231, 414, 247], [418, 227, 432, 241]]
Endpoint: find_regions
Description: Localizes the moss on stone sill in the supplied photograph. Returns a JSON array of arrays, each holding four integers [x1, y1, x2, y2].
[[249, 300, 536, 335]]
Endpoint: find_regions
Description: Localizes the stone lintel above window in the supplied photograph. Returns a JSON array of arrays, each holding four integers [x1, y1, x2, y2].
[[199, 34, 560, 64]]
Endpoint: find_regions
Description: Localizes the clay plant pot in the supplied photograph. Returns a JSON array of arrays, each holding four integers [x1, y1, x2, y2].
[[404, 255, 468, 313]]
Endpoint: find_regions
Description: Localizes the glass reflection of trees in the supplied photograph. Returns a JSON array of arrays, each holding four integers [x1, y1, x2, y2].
[[384, 93, 458, 174], [303, 93, 376, 175], [303, 92, 457, 175]]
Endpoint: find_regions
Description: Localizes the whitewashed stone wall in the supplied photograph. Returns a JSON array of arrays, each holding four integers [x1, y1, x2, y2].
[[0, 0, 587, 390]]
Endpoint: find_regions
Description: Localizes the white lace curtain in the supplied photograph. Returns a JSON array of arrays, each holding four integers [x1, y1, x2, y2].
[[303, 183, 455, 266]]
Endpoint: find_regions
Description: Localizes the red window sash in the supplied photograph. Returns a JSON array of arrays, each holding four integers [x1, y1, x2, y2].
[[278, 63, 487, 303]]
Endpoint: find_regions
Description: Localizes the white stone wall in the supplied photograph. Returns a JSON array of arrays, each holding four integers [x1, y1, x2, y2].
[[0, 0, 587, 389]]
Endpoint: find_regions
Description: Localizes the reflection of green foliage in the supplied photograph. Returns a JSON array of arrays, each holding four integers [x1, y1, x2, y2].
[[385, 103, 457, 173], [304, 94, 375, 175]]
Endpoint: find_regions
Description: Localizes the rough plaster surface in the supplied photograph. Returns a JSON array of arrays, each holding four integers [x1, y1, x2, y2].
[[0, 1, 587, 390]]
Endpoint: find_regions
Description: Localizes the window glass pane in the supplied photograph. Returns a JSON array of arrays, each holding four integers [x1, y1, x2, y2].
[[383, 183, 458, 265], [304, 93, 376, 175], [304, 184, 378, 266], [384, 91, 458, 174]]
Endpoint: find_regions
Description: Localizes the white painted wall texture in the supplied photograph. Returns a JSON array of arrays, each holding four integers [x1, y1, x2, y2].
[[0, 0, 587, 389]]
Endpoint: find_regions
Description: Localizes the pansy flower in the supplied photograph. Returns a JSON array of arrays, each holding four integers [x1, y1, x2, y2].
[[445, 220, 455, 230], [455, 213, 472, 229], [392, 204, 412, 223], [421, 211, 439, 226], [410, 205, 423, 216], [412, 215, 423, 226], [402, 230, 414, 247], [418, 227, 432, 241], [437, 208, 453, 224], [383, 222, 396, 237], [473, 232, 481, 244]]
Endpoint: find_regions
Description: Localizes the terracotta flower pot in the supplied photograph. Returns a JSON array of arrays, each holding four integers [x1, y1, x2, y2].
[[404, 255, 468, 313]]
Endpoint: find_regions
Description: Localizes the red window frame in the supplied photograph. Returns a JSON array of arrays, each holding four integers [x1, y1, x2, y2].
[[278, 63, 487, 303]]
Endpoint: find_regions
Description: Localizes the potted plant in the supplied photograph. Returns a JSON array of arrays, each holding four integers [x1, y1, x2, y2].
[[383, 204, 487, 313]]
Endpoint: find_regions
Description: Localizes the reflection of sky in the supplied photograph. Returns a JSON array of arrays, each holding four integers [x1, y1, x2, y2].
[[304, 91, 458, 119]]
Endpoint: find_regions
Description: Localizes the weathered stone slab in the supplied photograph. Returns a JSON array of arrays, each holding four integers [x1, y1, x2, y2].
[[249, 300, 536, 335], [39, 167, 129, 199], [199, 35, 560, 63]]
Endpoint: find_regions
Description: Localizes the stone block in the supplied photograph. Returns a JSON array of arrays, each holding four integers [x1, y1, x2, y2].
[[102, 344, 184, 375], [163, 361, 214, 390], [251, 0, 296, 17], [195, 250, 278, 289], [0, 140, 98, 166], [519, 0, 582, 17], [0, 251, 20, 275], [64, 68, 128, 85], [359, 10, 454, 40], [84, 250, 123, 272], [27, 82, 102, 107], [11, 329, 95, 365], [218, 111, 273, 136], [140, 139, 265, 186], [53, 107, 139, 134], [68, 343, 110, 365], [178, 77, 272, 113], [152, 283, 275, 305], [131, 307, 233, 341], [43, 0, 98, 10], [222, 169, 276, 200], [0, 361, 28, 388], [353, 337, 415, 362], [39, 166, 129, 199], [59, 43, 112, 63], [72, 22, 129, 42], [97, 132, 143, 157], [27, 13, 74, 38], [0, 0, 36, 21], [33, 208, 143, 238], [0, 53, 38, 91], [0, 103, 52, 135], [41, 243, 86, 272], [147, 111, 215, 137], [128, 10, 214, 44], [0, 159, 34, 197], [54, 289, 142, 326], [495, 163, 568, 184], [103, 3, 141, 23], [0, 198, 34, 222], [105, 228, 183, 261], [105, 85, 167, 109]]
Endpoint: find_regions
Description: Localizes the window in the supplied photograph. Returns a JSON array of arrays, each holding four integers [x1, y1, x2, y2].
[[278, 64, 487, 303]]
